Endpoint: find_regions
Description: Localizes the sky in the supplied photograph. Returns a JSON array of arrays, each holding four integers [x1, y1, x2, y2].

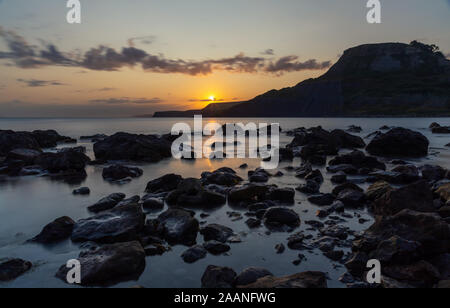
[[0, 0, 449, 117]]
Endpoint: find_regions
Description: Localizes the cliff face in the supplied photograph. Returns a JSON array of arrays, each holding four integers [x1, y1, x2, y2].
[[154, 42, 450, 117]]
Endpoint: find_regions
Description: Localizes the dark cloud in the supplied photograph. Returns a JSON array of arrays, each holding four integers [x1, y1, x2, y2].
[[97, 87, 117, 92], [17, 78, 67, 87], [0, 27, 332, 76], [127, 35, 156, 47], [261, 49, 275, 56], [188, 98, 225, 102], [89, 97, 164, 105]]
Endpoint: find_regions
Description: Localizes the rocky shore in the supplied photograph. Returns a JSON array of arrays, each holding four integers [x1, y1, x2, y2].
[[0, 123, 449, 288]]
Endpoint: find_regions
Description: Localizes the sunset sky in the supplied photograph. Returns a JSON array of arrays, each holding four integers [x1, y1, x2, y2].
[[0, 0, 449, 117]]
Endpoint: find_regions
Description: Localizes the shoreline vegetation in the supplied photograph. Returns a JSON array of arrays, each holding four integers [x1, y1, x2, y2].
[[0, 121, 449, 288]]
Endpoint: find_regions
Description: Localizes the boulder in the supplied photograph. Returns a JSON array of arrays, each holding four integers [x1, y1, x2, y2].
[[0, 130, 41, 156], [263, 207, 301, 230], [0, 259, 32, 281], [329, 150, 385, 171], [93, 132, 172, 163], [248, 168, 271, 183], [234, 267, 273, 287], [201, 265, 237, 288], [365, 181, 392, 200], [308, 194, 335, 206], [201, 169, 242, 186], [102, 165, 143, 181], [30, 216, 75, 244], [228, 184, 271, 204], [296, 180, 320, 195], [166, 178, 226, 208], [73, 187, 90, 195], [56, 241, 145, 286], [88, 193, 126, 213], [203, 241, 231, 255], [366, 127, 429, 157], [5, 148, 42, 165], [181, 245, 208, 263], [435, 183, 450, 203], [145, 174, 183, 193], [421, 165, 447, 182], [239, 271, 327, 288], [266, 187, 295, 203], [34, 147, 90, 179], [330, 129, 366, 148], [200, 224, 234, 243], [157, 208, 199, 245], [31, 130, 76, 148], [337, 189, 366, 208], [72, 203, 145, 243]]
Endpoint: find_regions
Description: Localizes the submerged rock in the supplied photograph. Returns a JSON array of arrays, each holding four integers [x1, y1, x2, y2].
[[0, 259, 32, 281], [30, 216, 75, 244], [56, 241, 145, 286], [239, 271, 327, 288]]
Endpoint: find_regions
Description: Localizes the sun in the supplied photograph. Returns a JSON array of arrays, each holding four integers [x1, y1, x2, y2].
[[209, 95, 216, 101]]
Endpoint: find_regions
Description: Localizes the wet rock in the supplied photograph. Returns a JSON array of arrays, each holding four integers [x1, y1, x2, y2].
[[337, 189, 366, 208], [30, 216, 75, 244], [228, 184, 271, 204], [144, 243, 167, 256], [234, 267, 273, 287], [373, 180, 434, 216], [383, 261, 440, 287], [324, 250, 344, 261], [366, 127, 429, 157], [320, 225, 349, 240], [329, 150, 385, 171], [166, 178, 226, 208], [117, 195, 141, 207], [0, 130, 41, 156], [330, 129, 365, 148], [421, 165, 447, 182], [56, 241, 145, 286], [435, 183, 450, 203], [201, 265, 237, 288], [73, 187, 90, 195], [248, 202, 271, 212], [275, 243, 285, 254], [346, 125, 362, 133], [88, 193, 126, 213], [102, 164, 143, 182], [80, 134, 108, 141], [327, 164, 358, 175], [157, 208, 199, 246], [370, 168, 419, 185], [331, 172, 347, 184], [6, 148, 42, 165], [245, 218, 261, 229], [0, 259, 32, 281], [203, 241, 231, 255], [200, 224, 234, 243], [181, 245, 207, 263], [201, 168, 243, 186], [308, 194, 335, 206], [295, 163, 312, 178], [72, 203, 145, 243], [305, 169, 324, 183], [431, 126, 450, 134], [93, 132, 172, 163], [345, 252, 369, 277], [365, 181, 392, 200], [332, 182, 363, 196], [142, 196, 164, 210], [296, 180, 320, 195], [145, 174, 183, 193], [287, 232, 306, 250], [274, 171, 284, 177], [263, 207, 301, 231], [239, 271, 327, 288], [266, 187, 295, 203], [34, 147, 90, 179], [371, 236, 421, 264], [31, 130, 76, 147], [239, 163, 248, 169], [248, 168, 271, 183]]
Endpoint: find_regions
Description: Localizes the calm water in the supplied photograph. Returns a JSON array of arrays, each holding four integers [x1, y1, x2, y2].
[[0, 117, 449, 288]]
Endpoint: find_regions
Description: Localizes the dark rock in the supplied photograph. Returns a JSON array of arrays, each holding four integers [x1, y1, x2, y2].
[[296, 180, 320, 195], [0, 259, 32, 281], [383, 261, 440, 287], [117, 195, 140, 207], [330, 129, 365, 148], [324, 250, 344, 261], [337, 189, 366, 208], [228, 184, 271, 204], [181, 245, 207, 263], [239, 271, 327, 288], [432, 126, 450, 134], [142, 196, 164, 210], [80, 134, 108, 141], [56, 241, 145, 286], [266, 187, 295, 203], [331, 172, 347, 184], [73, 187, 90, 195], [88, 193, 126, 213], [263, 207, 301, 230], [332, 182, 363, 196], [365, 181, 392, 200], [200, 224, 234, 243], [275, 243, 285, 254], [248, 168, 271, 183], [239, 163, 248, 169], [0, 130, 41, 156], [371, 235, 421, 264], [203, 241, 231, 255], [373, 180, 434, 216], [366, 127, 429, 157], [32, 130, 76, 148], [329, 150, 385, 171], [34, 147, 90, 178], [157, 208, 199, 245], [287, 232, 305, 250], [201, 169, 242, 186], [30, 216, 75, 244], [102, 164, 143, 181], [305, 169, 324, 183], [326, 164, 358, 175], [93, 132, 172, 163], [201, 265, 237, 288], [421, 165, 446, 182], [145, 174, 183, 193], [245, 218, 261, 229], [345, 252, 369, 277], [166, 178, 226, 208], [144, 244, 167, 256], [346, 125, 362, 133], [308, 194, 335, 206], [234, 267, 273, 287], [320, 225, 349, 240], [295, 163, 312, 178], [6, 148, 42, 165], [72, 203, 145, 243]]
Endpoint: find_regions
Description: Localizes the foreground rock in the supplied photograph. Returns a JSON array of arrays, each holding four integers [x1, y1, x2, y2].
[[239, 271, 327, 288], [201, 265, 237, 288], [88, 193, 126, 213], [56, 241, 145, 286], [263, 207, 301, 231], [200, 224, 234, 243], [146, 174, 183, 193], [156, 208, 199, 245], [34, 148, 90, 180], [201, 168, 243, 186], [366, 127, 429, 157], [102, 164, 143, 182], [72, 203, 145, 243], [30, 216, 75, 244], [93, 132, 172, 163], [234, 267, 273, 287], [0, 259, 32, 281], [181, 245, 207, 263], [166, 178, 226, 208]]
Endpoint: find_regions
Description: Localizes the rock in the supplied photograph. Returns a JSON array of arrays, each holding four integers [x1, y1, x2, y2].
[[0, 259, 32, 281], [6, 148, 42, 164], [102, 164, 143, 181], [201, 265, 237, 288], [437, 280, 450, 288], [34, 147, 90, 179], [331, 172, 347, 184], [305, 169, 324, 183], [370, 166, 420, 184], [439, 206, 450, 218], [327, 164, 359, 175], [366, 127, 429, 157], [80, 134, 108, 141], [117, 195, 141, 207], [166, 178, 226, 208], [142, 196, 164, 210], [239, 271, 327, 288], [263, 207, 301, 230], [275, 243, 285, 254], [248, 168, 271, 183], [72, 203, 145, 243], [228, 184, 271, 204], [371, 236, 421, 264], [430, 254, 450, 280], [421, 165, 447, 182], [337, 189, 366, 208], [73, 187, 90, 195], [432, 126, 450, 134], [347, 125, 362, 133], [435, 183, 450, 203], [332, 182, 363, 196], [145, 174, 183, 193], [88, 193, 126, 213], [234, 267, 273, 287], [144, 243, 167, 256], [30, 216, 75, 244], [181, 245, 207, 263], [324, 250, 344, 261], [203, 241, 231, 255], [239, 163, 248, 169], [93, 132, 172, 163], [31, 130, 76, 147], [266, 187, 295, 203], [287, 232, 305, 250], [296, 180, 320, 195], [200, 224, 234, 243], [0, 130, 41, 156], [430, 122, 441, 129], [365, 181, 392, 200], [157, 208, 199, 245], [329, 150, 386, 171], [55, 241, 145, 286], [245, 218, 261, 229], [330, 129, 365, 148], [345, 252, 369, 277], [383, 260, 440, 287], [295, 163, 312, 178], [373, 180, 434, 216], [308, 194, 335, 206], [201, 168, 242, 186], [320, 225, 349, 240]]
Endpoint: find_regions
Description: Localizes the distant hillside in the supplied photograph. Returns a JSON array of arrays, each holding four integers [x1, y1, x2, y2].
[[153, 41, 450, 117]]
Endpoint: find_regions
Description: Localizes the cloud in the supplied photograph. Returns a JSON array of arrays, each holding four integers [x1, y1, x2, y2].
[[127, 35, 156, 47], [97, 87, 117, 92], [188, 98, 225, 102], [17, 78, 67, 87], [0, 27, 332, 76], [261, 49, 275, 56], [89, 97, 164, 105]]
